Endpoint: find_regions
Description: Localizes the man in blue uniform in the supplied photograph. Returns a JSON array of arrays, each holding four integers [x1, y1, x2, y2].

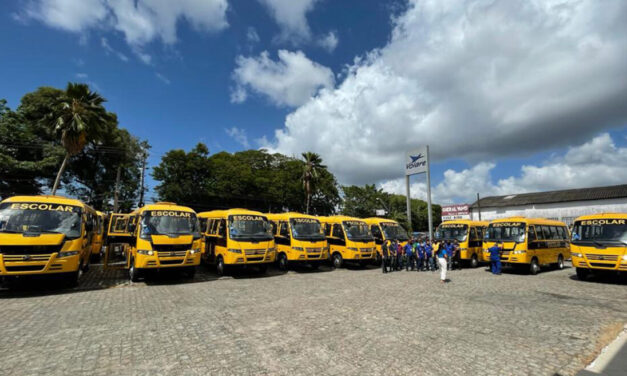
[[488, 241, 503, 275], [405, 240, 414, 271]]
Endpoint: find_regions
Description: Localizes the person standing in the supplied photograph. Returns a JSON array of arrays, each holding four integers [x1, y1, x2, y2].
[[445, 240, 453, 271], [414, 239, 423, 271], [389, 239, 398, 272], [428, 240, 436, 271], [452, 240, 462, 270], [381, 239, 391, 273], [437, 239, 448, 282], [405, 240, 414, 271], [396, 240, 404, 270], [488, 241, 503, 275]]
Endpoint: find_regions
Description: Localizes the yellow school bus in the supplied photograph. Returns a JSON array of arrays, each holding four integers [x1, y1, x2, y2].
[[106, 202, 202, 281], [435, 220, 488, 267], [363, 217, 409, 263], [89, 211, 106, 261], [570, 213, 627, 279], [198, 209, 275, 276], [483, 217, 570, 275], [266, 213, 328, 270], [0, 195, 97, 286], [318, 216, 376, 268]]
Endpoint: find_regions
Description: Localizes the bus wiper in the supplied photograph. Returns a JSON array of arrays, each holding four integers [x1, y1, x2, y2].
[[592, 240, 605, 248], [0, 229, 22, 233]]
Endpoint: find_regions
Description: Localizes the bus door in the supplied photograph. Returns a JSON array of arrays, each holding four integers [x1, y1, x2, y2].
[[104, 213, 133, 270], [203, 219, 226, 264], [468, 227, 482, 257]]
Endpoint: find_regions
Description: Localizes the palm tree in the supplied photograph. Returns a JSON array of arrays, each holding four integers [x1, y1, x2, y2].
[[49, 83, 108, 195], [301, 152, 325, 214]]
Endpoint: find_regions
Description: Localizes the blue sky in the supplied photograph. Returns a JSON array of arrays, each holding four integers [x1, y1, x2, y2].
[[2, 0, 627, 205]]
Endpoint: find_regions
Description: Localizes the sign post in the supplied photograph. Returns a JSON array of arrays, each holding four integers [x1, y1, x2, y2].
[[405, 146, 433, 240]]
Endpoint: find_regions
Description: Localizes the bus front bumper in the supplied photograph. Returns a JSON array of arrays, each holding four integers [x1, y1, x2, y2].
[[571, 254, 627, 271], [0, 253, 81, 275], [135, 252, 201, 269]]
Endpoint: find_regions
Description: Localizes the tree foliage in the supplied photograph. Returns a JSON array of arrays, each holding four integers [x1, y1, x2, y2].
[[152, 146, 340, 215], [341, 184, 441, 231]]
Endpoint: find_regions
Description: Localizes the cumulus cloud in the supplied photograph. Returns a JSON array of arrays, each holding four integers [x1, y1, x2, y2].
[[247, 27, 260, 43], [381, 133, 627, 204], [232, 50, 335, 107], [23, 0, 228, 55], [263, 0, 627, 186], [257, 0, 318, 43], [318, 31, 338, 52], [225, 127, 250, 148]]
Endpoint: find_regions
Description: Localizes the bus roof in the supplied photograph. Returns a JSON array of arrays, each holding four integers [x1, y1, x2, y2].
[[266, 212, 319, 221], [198, 208, 266, 218], [132, 202, 196, 215], [363, 217, 401, 226], [489, 217, 567, 226], [438, 219, 489, 226], [318, 215, 367, 224], [2, 195, 93, 210], [574, 213, 627, 221]]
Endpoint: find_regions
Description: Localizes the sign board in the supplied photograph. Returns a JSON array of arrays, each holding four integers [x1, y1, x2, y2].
[[375, 209, 386, 216], [441, 204, 470, 221], [405, 147, 428, 176]]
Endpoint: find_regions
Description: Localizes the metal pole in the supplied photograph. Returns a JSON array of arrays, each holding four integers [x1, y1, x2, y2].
[[426, 146, 433, 241], [476, 192, 482, 221], [113, 166, 121, 213], [138, 149, 147, 208], [405, 175, 412, 232]]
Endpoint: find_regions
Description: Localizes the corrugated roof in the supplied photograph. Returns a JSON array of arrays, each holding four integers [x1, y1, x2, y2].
[[470, 184, 627, 208]]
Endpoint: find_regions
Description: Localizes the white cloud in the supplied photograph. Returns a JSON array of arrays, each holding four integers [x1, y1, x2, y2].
[[318, 31, 338, 52], [75, 72, 88, 79], [263, 0, 627, 186], [232, 50, 335, 107], [101, 37, 129, 62], [381, 133, 627, 205], [155, 72, 170, 85], [225, 127, 250, 148], [24, 0, 229, 51], [247, 27, 260, 43], [257, 0, 318, 43]]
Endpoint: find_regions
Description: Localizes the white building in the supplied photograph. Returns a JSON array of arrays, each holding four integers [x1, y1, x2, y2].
[[469, 184, 627, 226]]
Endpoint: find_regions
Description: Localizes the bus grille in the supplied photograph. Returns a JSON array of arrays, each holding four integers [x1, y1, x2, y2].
[[306, 248, 322, 253], [5, 265, 45, 272], [0, 245, 63, 255], [360, 248, 373, 253], [585, 254, 618, 261], [152, 244, 191, 253], [501, 250, 511, 256], [160, 259, 185, 265], [589, 262, 617, 268], [245, 249, 266, 256], [157, 251, 187, 258], [2, 254, 51, 262]]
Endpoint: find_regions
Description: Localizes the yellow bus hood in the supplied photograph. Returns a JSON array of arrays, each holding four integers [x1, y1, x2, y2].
[[150, 234, 194, 245], [0, 233, 65, 246]]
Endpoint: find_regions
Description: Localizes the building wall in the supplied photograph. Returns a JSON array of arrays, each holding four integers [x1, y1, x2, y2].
[[469, 198, 627, 225]]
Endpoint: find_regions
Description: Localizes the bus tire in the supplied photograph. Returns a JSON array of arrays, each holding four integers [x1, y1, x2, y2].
[[129, 260, 141, 282], [529, 258, 540, 275], [576, 267, 590, 280], [470, 254, 479, 268], [258, 264, 268, 274], [556, 254, 564, 270], [216, 256, 226, 276], [332, 253, 343, 269], [278, 253, 288, 271], [67, 267, 81, 288]]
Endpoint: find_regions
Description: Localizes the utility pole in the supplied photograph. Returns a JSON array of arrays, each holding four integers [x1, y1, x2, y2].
[[113, 166, 121, 213], [138, 146, 147, 208], [477, 192, 482, 221]]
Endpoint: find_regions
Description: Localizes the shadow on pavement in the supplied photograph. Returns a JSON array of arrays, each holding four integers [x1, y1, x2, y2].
[[568, 272, 627, 285]]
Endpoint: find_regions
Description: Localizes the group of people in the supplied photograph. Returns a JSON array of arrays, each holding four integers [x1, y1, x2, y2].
[[380, 238, 463, 282]]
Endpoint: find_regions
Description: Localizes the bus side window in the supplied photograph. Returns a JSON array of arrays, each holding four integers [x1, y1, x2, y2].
[[270, 221, 278, 235], [527, 226, 537, 242], [371, 225, 382, 240], [218, 219, 226, 237], [469, 227, 477, 240], [556, 226, 566, 240], [199, 218, 207, 234], [332, 224, 344, 239], [279, 221, 290, 237], [540, 226, 550, 240], [324, 224, 332, 236]]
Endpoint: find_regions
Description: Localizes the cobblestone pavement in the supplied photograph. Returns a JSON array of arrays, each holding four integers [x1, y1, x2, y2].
[[0, 262, 625, 376]]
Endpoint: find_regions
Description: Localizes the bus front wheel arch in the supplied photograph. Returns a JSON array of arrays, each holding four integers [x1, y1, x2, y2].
[[556, 254, 564, 270], [529, 257, 540, 275], [129, 259, 141, 282], [277, 253, 288, 271], [216, 256, 226, 276], [470, 254, 478, 268]]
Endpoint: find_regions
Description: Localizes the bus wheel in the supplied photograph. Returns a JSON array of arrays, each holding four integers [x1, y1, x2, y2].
[[278, 253, 288, 271], [470, 254, 479, 268], [129, 260, 141, 282], [556, 255, 564, 270], [529, 258, 540, 275], [332, 253, 343, 269], [67, 265, 82, 287], [576, 267, 590, 280], [216, 256, 226, 276]]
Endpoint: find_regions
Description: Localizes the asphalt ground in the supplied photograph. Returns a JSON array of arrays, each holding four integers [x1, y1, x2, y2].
[[1, 261, 625, 376]]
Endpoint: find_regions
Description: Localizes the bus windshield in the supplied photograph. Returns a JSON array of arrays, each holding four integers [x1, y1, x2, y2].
[[343, 221, 373, 241], [381, 222, 409, 241], [572, 219, 627, 246], [290, 218, 325, 241], [436, 224, 468, 242], [485, 222, 526, 242], [229, 215, 272, 241], [141, 211, 199, 237], [0, 202, 82, 238]]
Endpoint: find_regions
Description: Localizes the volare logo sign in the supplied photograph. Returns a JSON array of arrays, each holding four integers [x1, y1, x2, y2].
[[405, 147, 429, 175]]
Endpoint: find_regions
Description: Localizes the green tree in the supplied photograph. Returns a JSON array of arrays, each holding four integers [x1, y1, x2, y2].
[[47, 83, 109, 195], [301, 152, 325, 214]]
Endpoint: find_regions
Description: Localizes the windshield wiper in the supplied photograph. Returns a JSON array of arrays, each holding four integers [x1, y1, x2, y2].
[[0, 229, 22, 233]]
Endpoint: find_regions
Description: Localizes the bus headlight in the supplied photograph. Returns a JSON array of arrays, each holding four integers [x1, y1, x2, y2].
[[292, 247, 303, 252], [621, 255, 627, 261], [512, 250, 526, 255], [572, 252, 583, 258], [189, 249, 201, 254], [228, 249, 242, 254], [348, 247, 358, 252], [57, 251, 79, 258], [137, 250, 154, 256]]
